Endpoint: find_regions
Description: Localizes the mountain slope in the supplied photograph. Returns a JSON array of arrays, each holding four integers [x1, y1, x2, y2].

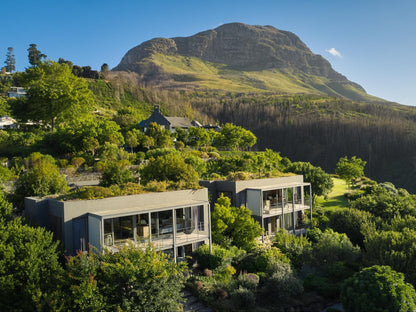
[[114, 23, 384, 102]]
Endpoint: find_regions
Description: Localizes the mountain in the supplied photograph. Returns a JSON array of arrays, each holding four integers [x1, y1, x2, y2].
[[113, 23, 383, 102]]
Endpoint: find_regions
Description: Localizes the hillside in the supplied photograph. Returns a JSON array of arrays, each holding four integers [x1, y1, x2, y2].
[[113, 23, 384, 103]]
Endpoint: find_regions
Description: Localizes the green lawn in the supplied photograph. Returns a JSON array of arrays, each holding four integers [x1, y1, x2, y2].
[[316, 177, 349, 211]]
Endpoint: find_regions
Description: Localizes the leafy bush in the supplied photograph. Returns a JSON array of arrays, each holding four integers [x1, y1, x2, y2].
[[341, 265, 416, 312], [263, 261, 304, 303], [308, 229, 360, 268], [273, 229, 311, 270], [364, 228, 416, 285], [230, 286, 256, 310], [193, 244, 245, 270], [235, 246, 289, 274], [327, 208, 375, 247], [140, 153, 199, 184], [144, 180, 168, 192], [99, 161, 133, 187], [232, 272, 260, 291]]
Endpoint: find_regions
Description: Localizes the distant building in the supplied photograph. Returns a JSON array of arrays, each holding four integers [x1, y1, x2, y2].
[[200, 175, 312, 239], [0, 116, 17, 129], [139, 105, 220, 132], [139, 105, 194, 132], [5, 87, 26, 98], [24, 188, 211, 262]]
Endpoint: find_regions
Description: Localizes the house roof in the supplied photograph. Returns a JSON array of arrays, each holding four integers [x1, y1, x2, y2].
[[88, 199, 208, 218], [165, 116, 193, 128]]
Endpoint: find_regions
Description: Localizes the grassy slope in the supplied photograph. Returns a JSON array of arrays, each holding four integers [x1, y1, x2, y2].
[[316, 177, 349, 211], [150, 53, 383, 102]]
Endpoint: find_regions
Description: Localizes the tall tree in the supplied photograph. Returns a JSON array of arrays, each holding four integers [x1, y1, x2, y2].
[[335, 156, 366, 187], [27, 44, 46, 66], [4, 47, 16, 73], [211, 194, 263, 250], [19, 61, 95, 130]]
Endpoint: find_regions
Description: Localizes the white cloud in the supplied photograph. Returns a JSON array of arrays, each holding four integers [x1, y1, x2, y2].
[[326, 48, 342, 58]]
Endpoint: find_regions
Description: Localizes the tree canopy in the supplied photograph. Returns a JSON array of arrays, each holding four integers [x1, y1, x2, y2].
[[27, 43, 46, 66], [211, 194, 263, 250], [18, 60, 95, 130], [335, 156, 366, 186]]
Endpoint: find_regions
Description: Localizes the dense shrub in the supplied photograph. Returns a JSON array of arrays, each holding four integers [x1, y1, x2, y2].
[[273, 229, 311, 270], [327, 208, 375, 247], [230, 286, 256, 310], [341, 265, 416, 312], [263, 261, 304, 303], [193, 244, 244, 270]]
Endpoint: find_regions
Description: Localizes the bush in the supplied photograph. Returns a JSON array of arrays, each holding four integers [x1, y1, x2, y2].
[[235, 246, 288, 274], [327, 208, 375, 247], [230, 286, 256, 310], [232, 272, 260, 291], [274, 229, 311, 270], [263, 261, 304, 303], [193, 244, 244, 270], [341, 265, 416, 312], [99, 161, 133, 187], [144, 180, 168, 192]]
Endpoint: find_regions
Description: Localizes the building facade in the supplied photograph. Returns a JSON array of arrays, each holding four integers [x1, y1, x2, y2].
[[200, 175, 312, 239], [25, 189, 211, 261]]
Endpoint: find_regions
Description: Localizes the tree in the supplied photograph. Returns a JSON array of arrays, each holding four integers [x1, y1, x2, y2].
[[140, 153, 199, 185], [211, 194, 263, 250], [4, 47, 16, 73], [341, 265, 416, 312], [285, 161, 333, 200], [335, 156, 366, 187], [125, 130, 139, 153], [100, 63, 109, 73], [64, 243, 187, 311], [13, 153, 68, 209], [99, 161, 133, 187], [145, 122, 173, 148], [216, 123, 257, 150], [0, 219, 64, 311], [27, 43, 46, 66], [19, 61, 95, 130]]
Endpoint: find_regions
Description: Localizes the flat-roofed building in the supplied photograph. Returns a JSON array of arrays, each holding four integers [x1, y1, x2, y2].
[[200, 175, 312, 239], [25, 188, 211, 262]]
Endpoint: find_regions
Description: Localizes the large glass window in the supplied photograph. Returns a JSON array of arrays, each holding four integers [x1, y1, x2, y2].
[[137, 213, 150, 242], [176, 207, 192, 234], [113, 216, 134, 243], [151, 210, 173, 238], [283, 213, 293, 230], [104, 216, 134, 246]]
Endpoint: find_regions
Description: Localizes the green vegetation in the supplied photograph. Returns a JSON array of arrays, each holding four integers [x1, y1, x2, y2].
[[341, 265, 416, 312], [316, 177, 349, 210], [211, 194, 263, 251], [0, 53, 416, 311]]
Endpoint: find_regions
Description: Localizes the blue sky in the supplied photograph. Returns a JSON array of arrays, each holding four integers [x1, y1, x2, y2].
[[2, 0, 416, 105]]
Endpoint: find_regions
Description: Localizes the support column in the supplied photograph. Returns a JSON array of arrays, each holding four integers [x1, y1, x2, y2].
[[208, 204, 212, 255], [173, 209, 177, 261], [292, 187, 295, 234], [309, 185, 313, 229]]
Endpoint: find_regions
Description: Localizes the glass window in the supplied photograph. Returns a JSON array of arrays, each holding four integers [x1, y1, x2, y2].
[[137, 213, 150, 242], [113, 216, 133, 244], [104, 219, 113, 246], [198, 205, 204, 231]]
